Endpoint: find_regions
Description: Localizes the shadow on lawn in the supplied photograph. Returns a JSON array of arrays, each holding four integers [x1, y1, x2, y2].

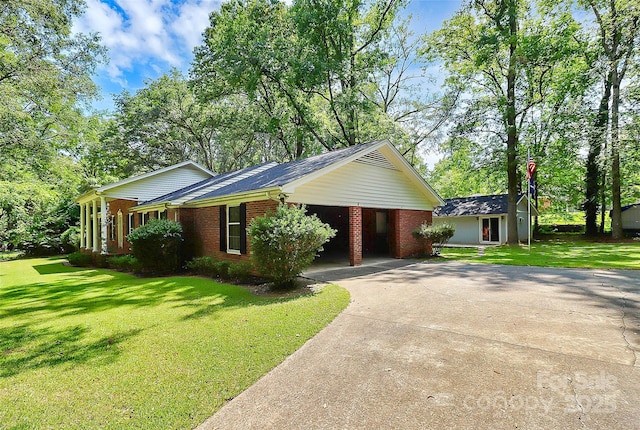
[[0, 325, 142, 378], [0, 260, 306, 377]]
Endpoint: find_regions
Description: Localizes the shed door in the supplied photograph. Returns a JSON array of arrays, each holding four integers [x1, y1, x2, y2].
[[481, 217, 500, 243]]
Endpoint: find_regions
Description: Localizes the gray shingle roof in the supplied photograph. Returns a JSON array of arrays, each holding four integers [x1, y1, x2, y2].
[[434, 194, 512, 217], [192, 140, 385, 201], [140, 140, 385, 206]]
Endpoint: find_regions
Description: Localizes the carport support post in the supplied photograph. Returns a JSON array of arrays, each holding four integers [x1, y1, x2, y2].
[[349, 206, 362, 266]]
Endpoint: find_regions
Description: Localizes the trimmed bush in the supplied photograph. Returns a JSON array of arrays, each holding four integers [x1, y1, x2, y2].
[[107, 255, 142, 273], [67, 251, 93, 267], [227, 261, 253, 282], [185, 256, 230, 278], [412, 222, 456, 256], [249, 204, 336, 287], [127, 219, 183, 275]]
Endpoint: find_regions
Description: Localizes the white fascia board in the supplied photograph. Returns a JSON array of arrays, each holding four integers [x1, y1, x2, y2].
[[182, 187, 282, 208], [129, 203, 169, 213], [517, 195, 540, 216], [95, 161, 214, 193], [280, 140, 388, 194]]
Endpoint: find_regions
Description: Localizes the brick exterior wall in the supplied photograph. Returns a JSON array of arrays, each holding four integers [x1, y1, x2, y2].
[[391, 209, 433, 258], [104, 199, 137, 255], [349, 206, 363, 266], [183, 199, 279, 263]]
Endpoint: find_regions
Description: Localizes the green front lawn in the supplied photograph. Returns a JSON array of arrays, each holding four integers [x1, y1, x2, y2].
[[440, 240, 640, 270], [0, 257, 349, 429]]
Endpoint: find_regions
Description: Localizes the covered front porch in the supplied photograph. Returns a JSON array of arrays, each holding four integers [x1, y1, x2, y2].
[[77, 194, 109, 254]]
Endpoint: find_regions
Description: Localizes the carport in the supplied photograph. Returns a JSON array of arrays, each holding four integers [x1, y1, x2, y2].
[[308, 205, 391, 263]]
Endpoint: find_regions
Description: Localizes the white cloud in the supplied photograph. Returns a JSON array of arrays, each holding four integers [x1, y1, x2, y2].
[[172, 0, 221, 51], [73, 0, 221, 85]]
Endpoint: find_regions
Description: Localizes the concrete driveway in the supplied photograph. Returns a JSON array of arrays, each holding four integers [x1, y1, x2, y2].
[[199, 261, 640, 429]]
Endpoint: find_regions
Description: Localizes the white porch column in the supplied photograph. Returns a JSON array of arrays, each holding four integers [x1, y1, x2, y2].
[[85, 203, 92, 250], [100, 196, 108, 254], [79, 204, 85, 249], [92, 199, 98, 252]]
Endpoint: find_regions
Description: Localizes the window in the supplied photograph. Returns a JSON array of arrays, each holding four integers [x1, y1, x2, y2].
[[227, 206, 241, 253], [110, 215, 116, 241], [481, 217, 500, 243], [159, 210, 168, 220], [117, 210, 124, 248], [128, 213, 134, 234], [139, 212, 149, 226]]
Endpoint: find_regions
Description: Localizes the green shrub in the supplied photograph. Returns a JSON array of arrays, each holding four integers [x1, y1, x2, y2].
[[67, 251, 93, 267], [127, 219, 183, 275], [249, 204, 336, 287], [60, 226, 80, 253], [185, 256, 216, 276], [91, 253, 109, 268], [185, 256, 230, 278], [107, 255, 142, 273], [228, 261, 253, 282], [412, 222, 456, 256]]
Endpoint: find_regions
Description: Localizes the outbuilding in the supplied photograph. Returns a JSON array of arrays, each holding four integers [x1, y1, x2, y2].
[[432, 194, 538, 245]]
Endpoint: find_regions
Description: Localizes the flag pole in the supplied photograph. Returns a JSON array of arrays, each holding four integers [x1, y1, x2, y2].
[[527, 148, 531, 252]]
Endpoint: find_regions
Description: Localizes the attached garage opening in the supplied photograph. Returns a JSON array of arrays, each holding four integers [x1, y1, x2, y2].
[[307, 205, 349, 261], [307, 205, 391, 263]]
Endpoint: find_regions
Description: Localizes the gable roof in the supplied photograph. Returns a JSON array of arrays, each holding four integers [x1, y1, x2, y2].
[[192, 140, 387, 202], [96, 161, 214, 193], [130, 140, 443, 210], [434, 194, 538, 217], [139, 161, 278, 207]]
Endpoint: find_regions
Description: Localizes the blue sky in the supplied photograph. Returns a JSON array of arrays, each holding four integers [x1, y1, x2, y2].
[[73, 0, 462, 112]]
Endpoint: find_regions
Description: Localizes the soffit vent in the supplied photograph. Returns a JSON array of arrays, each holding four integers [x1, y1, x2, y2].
[[354, 150, 398, 170]]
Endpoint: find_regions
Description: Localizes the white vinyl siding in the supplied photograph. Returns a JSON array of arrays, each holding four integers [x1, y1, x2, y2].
[[288, 161, 435, 210], [103, 166, 211, 202]]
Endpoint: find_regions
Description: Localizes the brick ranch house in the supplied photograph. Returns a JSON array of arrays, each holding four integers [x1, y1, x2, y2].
[[76, 140, 444, 266]]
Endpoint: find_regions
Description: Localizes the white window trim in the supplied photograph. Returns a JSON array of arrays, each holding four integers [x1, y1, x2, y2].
[[117, 210, 124, 248], [128, 213, 134, 234], [479, 216, 501, 244], [227, 205, 241, 255], [110, 215, 116, 241]]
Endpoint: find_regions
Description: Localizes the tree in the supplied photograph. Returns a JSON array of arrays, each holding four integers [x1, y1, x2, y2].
[[0, 0, 105, 251], [103, 70, 290, 175], [0, 0, 104, 164], [582, 0, 640, 238], [424, 0, 584, 243]]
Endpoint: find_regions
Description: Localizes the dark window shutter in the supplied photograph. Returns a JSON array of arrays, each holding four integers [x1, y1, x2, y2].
[[219, 205, 227, 252], [239, 203, 247, 254]]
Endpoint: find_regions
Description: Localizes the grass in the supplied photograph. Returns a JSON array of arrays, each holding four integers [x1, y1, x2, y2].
[[0, 250, 23, 261], [440, 239, 640, 270], [0, 257, 350, 429]]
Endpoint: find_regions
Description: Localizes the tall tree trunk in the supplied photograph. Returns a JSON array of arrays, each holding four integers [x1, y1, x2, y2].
[[610, 69, 623, 239], [585, 73, 612, 236], [506, 0, 519, 244], [599, 168, 607, 234]]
